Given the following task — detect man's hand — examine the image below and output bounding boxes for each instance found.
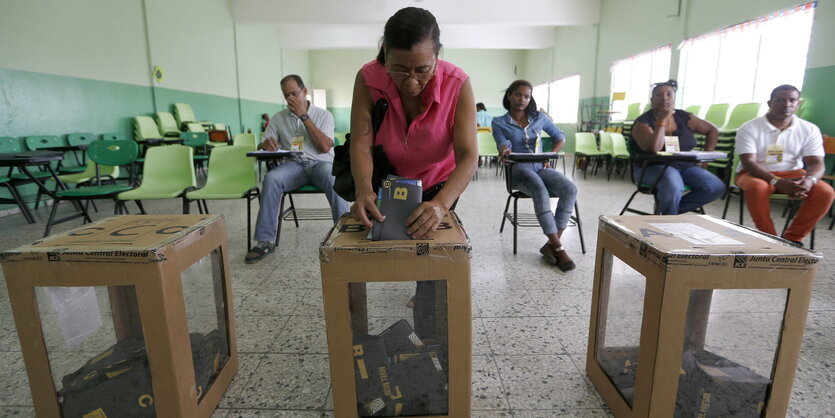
[260,137,280,151]
[406,200,446,240]
[350,191,384,228]
[775,177,808,198]
[286,95,307,118]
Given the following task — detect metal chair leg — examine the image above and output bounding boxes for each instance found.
[619,190,641,215]
[500,195,512,233]
[512,196,519,255]
[574,201,586,254]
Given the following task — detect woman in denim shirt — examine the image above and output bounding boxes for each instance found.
[492,80,578,271]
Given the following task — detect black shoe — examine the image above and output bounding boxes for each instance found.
[782,236,804,247]
[245,241,276,264]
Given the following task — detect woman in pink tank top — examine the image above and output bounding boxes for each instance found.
[348,7,478,240]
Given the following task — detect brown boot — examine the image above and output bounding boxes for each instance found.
[539,242,576,272]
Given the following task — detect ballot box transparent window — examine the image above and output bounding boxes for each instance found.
[35,285,157,417]
[594,250,647,407]
[179,248,231,401]
[673,288,787,416]
[349,279,449,417]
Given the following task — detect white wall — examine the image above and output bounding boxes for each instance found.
[0,0,150,86]
[145,0,238,97]
[235,25,283,103]
[309,49,377,108]
[442,49,527,110]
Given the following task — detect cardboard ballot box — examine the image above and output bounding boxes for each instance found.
[320,212,472,418]
[587,215,820,418]
[0,215,238,418]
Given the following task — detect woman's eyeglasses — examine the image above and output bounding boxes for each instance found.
[388,68,435,83]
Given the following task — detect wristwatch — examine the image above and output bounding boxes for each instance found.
[299,114,309,122]
[769,176,780,186]
[806,176,818,185]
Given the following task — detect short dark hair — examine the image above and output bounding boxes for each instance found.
[376,7,442,64]
[280,74,305,89]
[476,103,486,111]
[651,79,678,95]
[770,84,800,100]
[502,80,538,118]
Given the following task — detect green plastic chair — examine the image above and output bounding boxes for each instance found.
[611,132,631,179]
[18,136,61,188]
[642,103,651,113]
[232,133,257,150]
[24,135,62,151]
[101,133,127,141]
[59,133,98,174]
[118,144,196,214]
[703,104,730,128]
[174,103,214,130]
[0,137,39,223]
[573,132,609,179]
[684,105,701,117]
[540,134,567,173]
[44,140,139,236]
[625,103,642,121]
[180,132,210,174]
[185,146,259,247]
[134,116,166,142]
[58,159,119,186]
[475,131,500,178]
[156,112,181,137]
[719,103,761,134]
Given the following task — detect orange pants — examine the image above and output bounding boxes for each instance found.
[735,169,835,241]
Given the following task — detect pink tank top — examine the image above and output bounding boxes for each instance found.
[361,59,468,189]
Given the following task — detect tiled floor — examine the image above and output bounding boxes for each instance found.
[0,157,833,417]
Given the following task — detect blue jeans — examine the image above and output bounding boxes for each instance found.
[512,162,577,234]
[632,164,725,215]
[254,160,349,242]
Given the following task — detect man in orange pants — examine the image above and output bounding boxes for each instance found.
[735,84,834,245]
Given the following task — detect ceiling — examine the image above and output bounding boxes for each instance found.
[232,0,601,50]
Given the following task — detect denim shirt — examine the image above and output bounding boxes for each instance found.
[491,112,566,153]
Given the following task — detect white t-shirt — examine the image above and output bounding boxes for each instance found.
[735,115,824,172]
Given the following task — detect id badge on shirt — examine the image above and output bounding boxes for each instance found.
[291,136,304,151]
[766,144,784,164]
[664,136,680,153]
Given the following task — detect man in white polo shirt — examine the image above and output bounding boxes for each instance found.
[246,74,349,264]
[735,84,834,245]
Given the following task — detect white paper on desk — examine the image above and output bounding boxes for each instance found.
[649,222,745,246]
[664,136,680,153]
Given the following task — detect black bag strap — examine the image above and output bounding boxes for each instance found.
[372,99,388,136]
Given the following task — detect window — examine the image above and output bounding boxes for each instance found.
[609,46,672,119]
[677,2,816,108]
[532,82,549,114]
[548,74,580,124]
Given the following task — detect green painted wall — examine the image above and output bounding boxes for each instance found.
[0,67,153,138]
[801,65,835,136]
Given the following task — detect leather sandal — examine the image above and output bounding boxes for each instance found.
[539,242,576,272]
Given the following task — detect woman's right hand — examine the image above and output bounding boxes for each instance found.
[350,190,385,228]
[499,145,512,162]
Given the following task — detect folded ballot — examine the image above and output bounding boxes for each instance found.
[371,175,422,241]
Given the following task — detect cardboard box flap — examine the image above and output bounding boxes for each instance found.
[320,212,471,258]
[600,215,820,260]
[0,215,218,263]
